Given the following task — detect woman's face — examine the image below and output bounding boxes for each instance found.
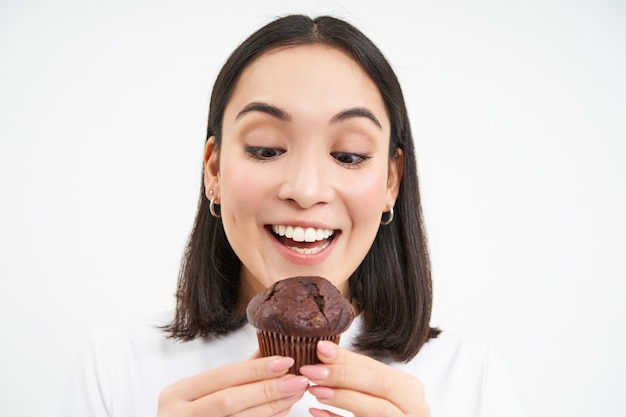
[204,44,402,300]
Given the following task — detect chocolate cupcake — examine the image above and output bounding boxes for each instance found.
[246,276,354,374]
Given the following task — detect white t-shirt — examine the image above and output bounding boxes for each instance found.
[59,311,525,417]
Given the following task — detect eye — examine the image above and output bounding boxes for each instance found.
[331,152,370,166]
[245,146,285,160]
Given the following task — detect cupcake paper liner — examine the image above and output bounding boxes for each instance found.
[257,330,341,375]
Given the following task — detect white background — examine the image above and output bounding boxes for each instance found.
[1,1,624,416]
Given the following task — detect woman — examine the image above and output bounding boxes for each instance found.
[61,15,525,417]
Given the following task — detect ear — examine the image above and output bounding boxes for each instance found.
[386,148,404,208]
[203,136,220,200]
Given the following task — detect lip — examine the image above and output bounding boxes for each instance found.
[265,224,339,265]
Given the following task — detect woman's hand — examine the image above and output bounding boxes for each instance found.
[157,356,309,417]
[300,342,429,417]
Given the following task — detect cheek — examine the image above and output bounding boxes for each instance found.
[218,165,271,263]
[218,162,271,229]
[343,170,389,220]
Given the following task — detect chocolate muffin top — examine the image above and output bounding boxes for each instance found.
[246,276,355,337]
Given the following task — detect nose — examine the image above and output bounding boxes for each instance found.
[277,152,334,208]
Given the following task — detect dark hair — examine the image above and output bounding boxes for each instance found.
[164,14,439,362]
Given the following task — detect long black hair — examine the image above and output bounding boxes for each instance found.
[164,14,439,362]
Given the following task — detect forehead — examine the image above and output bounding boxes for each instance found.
[224,44,388,125]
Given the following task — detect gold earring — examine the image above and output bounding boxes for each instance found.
[209,196,221,218]
[380,204,394,225]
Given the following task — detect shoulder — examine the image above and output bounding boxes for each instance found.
[88,310,175,351]
[82,311,189,386]
[64,311,258,416]
[59,311,179,416]
[398,331,493,381]
[392,331,526,417]
[88,310,258,367]
[420,331,492,365]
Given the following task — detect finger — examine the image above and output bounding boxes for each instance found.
[309,386,407,417]
[301,342,426,414]
[166,356,294,401]
[316,340,386,369]
[309,407,338,417]
[187,375,309,416]
[244,391,305,417]
[303,364,420,412]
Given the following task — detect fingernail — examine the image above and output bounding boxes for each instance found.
[309,408,332,417]
[268,357,295,373]
[317,341,337,360]
[279,375,310,393]
[299,365,329,380]
[309,385,334,400]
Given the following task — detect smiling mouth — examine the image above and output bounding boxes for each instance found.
[270,225,336,255]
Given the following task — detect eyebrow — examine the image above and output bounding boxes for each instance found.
[236,102,291,122]
[330,107,382,129]
[235,101,382,129]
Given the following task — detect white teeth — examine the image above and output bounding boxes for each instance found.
[287,240,330,255]
[271,225,334,255]
[272,225,334,242]
[304,228,317,242]
[293,227,305,242]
